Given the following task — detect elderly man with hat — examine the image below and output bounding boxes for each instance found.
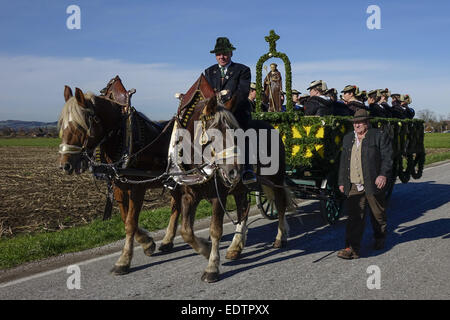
[304,80,333,116]
[341,85,367,116]
[204,37,256,184]
[204,37,252,126]
[337,109,393,259]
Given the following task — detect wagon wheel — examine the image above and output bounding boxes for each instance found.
[319,186,344,225]
[255,191,278,220]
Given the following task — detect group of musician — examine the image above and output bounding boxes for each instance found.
[249,78,415,119]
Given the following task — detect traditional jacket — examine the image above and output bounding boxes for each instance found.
[204,62,252,128]
[390,101,406,119]
[380,102,393,117]
[346,100,368,116]
[333,100,352,116]
[304,95,333,116]
[204,62,251,103]
[369,103,391,118]
[338,128,393,196]
[403,105,415,119]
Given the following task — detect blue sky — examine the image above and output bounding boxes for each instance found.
[0,0,449,121]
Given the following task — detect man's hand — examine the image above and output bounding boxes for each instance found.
[339,185,344,193]
[375,176,387,189]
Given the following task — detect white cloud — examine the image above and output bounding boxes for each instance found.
[0,55,448,121]
[0,55,201,121]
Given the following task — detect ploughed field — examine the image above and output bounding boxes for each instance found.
[0,145,171,238]
[0,133,449,239]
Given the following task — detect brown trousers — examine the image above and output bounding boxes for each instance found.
[345,184,387,253]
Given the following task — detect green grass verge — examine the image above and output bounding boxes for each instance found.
[424,133,450,149]
[0,137,60,147]
[425,151,450,165]
[0,196,250,270]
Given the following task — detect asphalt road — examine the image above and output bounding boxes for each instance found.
[0,161,449,301]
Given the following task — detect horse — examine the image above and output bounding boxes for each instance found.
[96,75,183,252]
[58,79,251,275]
[58,86,176,275]
[97,75,251,256]
[168,74,291,282]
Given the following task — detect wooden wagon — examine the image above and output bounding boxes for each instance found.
[251,30,426,223]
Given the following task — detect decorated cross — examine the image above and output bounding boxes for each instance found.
[264,30,280,53]
[255,30,292,113]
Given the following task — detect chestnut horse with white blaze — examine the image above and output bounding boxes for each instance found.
[168,74,291,283]
[58,86,175,275]
[57,79,253,276]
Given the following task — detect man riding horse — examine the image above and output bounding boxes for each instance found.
[204,37,256,185]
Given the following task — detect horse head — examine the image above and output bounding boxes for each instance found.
[58,86,121,174]
[201,95,242,187]
[172,75,242,188]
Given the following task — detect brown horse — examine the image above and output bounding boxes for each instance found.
[96,76,249,255]
[97,75,183,252]
[58,80,251,276]
[168,74,291,283]
[58,86,176,275]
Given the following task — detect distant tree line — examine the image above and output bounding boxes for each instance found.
[0,126,59,137]
[416,109,449,133]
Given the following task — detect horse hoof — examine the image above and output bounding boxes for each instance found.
[201,271,220,283]
[110,265,130,276]
[143,242,156,257]
[273,239,287,249]
[158,242,174,253]
[225,250,241,260]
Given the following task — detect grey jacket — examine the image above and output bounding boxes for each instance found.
[338,128,393,196]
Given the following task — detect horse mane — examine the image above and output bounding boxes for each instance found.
[58,92,96,136]
[210,104,240,130]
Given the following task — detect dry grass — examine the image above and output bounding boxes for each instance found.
[0,146,171,238]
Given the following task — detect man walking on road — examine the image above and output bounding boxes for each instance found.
[337,109,393,259]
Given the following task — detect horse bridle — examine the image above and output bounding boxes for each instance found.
[58,107,104,157]
[170,111,241,189]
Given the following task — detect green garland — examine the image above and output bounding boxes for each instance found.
[253,112,426,182]
[252,30,425,183]
[255,30,293,113]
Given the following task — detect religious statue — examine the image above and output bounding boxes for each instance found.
[263,63,283,112]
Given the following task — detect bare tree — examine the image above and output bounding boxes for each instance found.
[416,109,437,123]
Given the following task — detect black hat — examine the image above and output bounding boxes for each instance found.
[210,37,236,54]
